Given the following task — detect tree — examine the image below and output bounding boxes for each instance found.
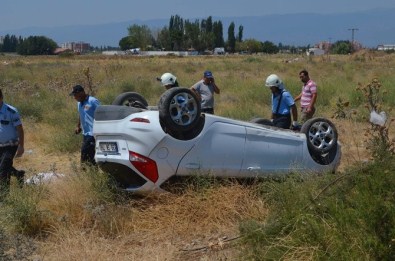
[206,16,213,33]
[213,21,225,48]
[331,40,353,54]
[16,36,57,55]
[242,39,262,53]
[184,19,201,50]
[119,36,131,50]
[199,17,215,51]
[169,15,184,50]
[0,34,22,52]
[157,27,172,51]
[126,24,153,50]
[237,25,244,42]
[227,22,236,53]
[261,41,279,54]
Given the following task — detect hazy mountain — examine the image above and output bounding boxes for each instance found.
[1,8,394,48]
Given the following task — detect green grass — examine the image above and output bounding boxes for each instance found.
[240,157,395,260]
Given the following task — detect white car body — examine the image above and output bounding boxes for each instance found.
[93,104,341,192]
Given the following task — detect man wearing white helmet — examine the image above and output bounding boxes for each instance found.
[157,72,179,90]
[265,74,298,129]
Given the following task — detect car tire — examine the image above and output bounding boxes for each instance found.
[112,92,148,109]
[301,117,338,155]
[158,87,201,132]
[312,143,338,165]
[250,118,273,126]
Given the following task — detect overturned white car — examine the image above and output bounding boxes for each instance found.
[93,88,341,192]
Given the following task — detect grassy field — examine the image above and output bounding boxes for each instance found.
[0,51,394,260]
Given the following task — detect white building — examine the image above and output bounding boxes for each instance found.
[377,44,395,51]
[306,47,325,56]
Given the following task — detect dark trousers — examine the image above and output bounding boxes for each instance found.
[0,145,19,196]
[201,108,214,114]
[273,114,291,129]
[81,135,96,166]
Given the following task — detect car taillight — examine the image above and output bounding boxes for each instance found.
[130,118,150,123]
[129,151,158,183]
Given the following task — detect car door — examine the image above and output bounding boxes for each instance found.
[177,122,246,177]
[241,126,305,175]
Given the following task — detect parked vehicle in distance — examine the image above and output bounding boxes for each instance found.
[93,88,341,193]
[214,47,225,55]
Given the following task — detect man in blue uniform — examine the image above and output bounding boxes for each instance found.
[0,89,25,198]
[265,74,298,129]
[70,85,100,166]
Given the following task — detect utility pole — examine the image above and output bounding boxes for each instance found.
[348,28,359,44]
[348,28,359,52]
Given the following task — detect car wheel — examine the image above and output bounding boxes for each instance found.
[250,118,273,126]
[311,143,338,165]
[112,92,148,109]
[301,117,338,155]
[158,87,201,132]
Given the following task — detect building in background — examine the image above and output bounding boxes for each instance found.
[377,44,395,51]
[61,42,90,53]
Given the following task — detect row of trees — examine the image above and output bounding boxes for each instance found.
[118,15,360,55]
[0,15,359,55]
[0,34,57,55]
[119,15,245,53]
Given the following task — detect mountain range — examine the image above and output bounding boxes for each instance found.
[1,8,394,48]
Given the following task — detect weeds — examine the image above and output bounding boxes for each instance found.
[241,159,395,260]
[0,184,51,236]
[83,67,95,95]
[356,78,395,160]
[333,97,353,119]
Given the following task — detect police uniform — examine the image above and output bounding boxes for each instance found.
[77,95,100,165]
[0,102,23,191]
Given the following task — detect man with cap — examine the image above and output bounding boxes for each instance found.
[70,85,100,166]
[0,89,25,198]
[190,70,220,114]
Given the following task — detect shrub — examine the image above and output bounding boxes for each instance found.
[240,158,395,260]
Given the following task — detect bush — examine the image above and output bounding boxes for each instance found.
[0,185,52,236]
[240,158,395,260]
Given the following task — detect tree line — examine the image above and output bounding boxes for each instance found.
[0,34,57,55]
[119,15,283,53]
[118,15,358,54]
[0,14,358,55]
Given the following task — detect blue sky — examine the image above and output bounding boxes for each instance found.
[1,0,395,31]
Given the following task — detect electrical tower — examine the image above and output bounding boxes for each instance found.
[348,28,359,44]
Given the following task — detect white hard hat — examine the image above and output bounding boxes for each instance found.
[160,73,177,86]
[265,74,283,89]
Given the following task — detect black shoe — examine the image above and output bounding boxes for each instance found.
[15,170,25,187]
[15,170,25,178]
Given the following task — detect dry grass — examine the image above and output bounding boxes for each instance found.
[37,181,267,260]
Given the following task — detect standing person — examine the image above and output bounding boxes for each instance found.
[294,70,317,122]
[157,72,179,90]
[265,74,298,129]
[70,85,100,166]
[0,89,25,197]
[190,70,220,114]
